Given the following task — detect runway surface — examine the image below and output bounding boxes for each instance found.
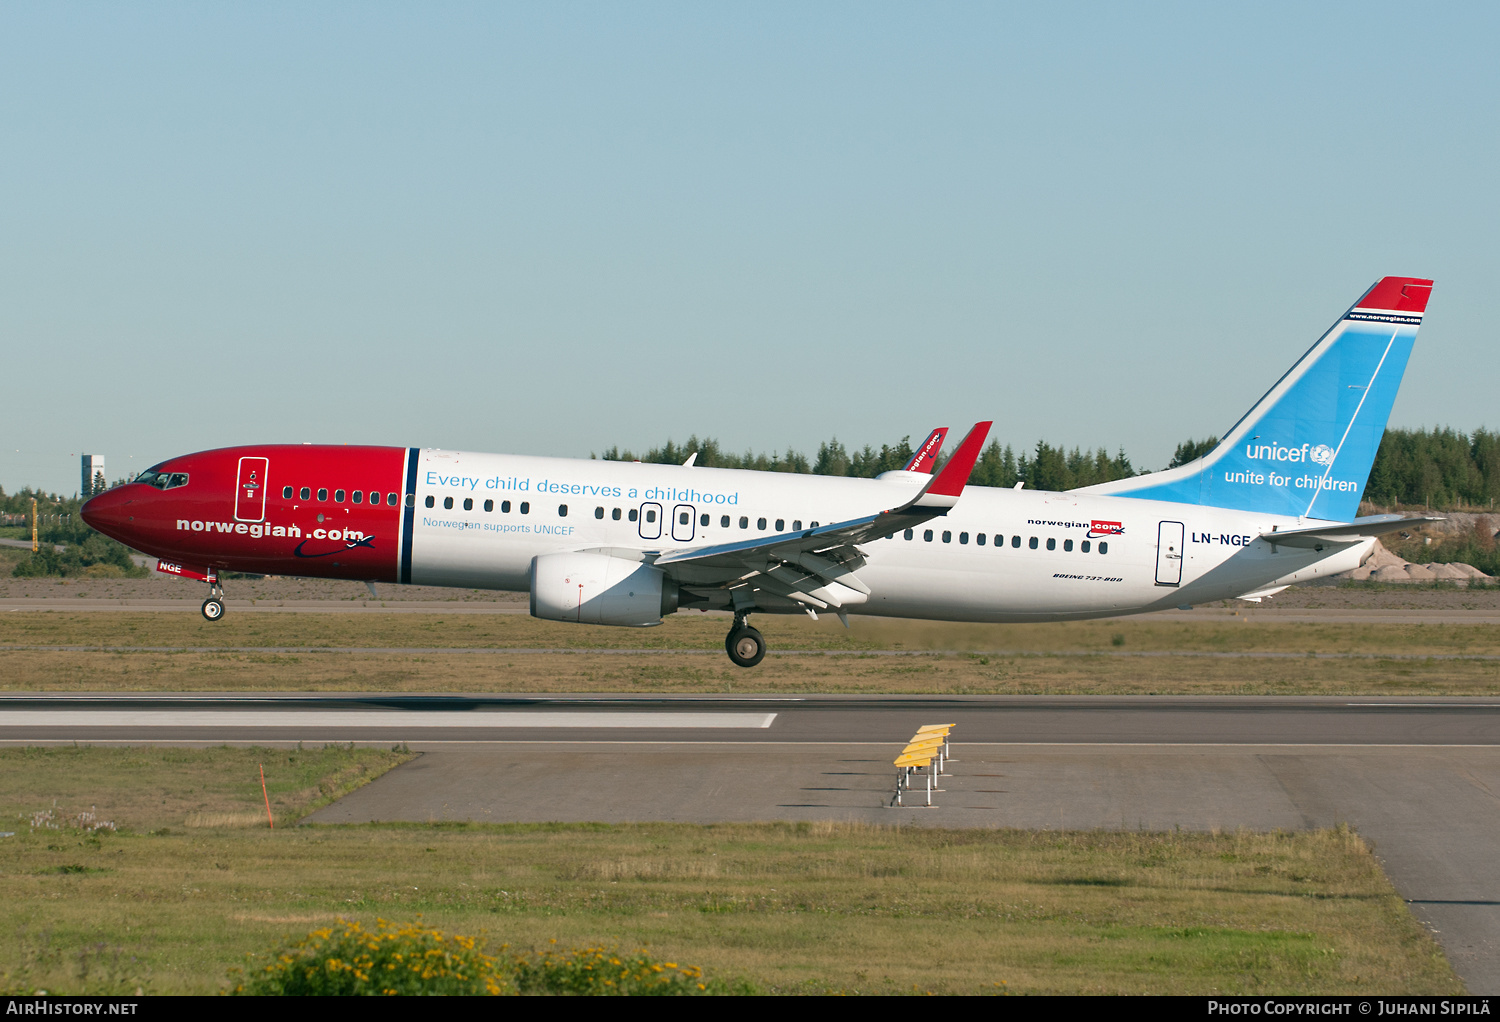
[4,693,1497,744]
[3,692,1498,992]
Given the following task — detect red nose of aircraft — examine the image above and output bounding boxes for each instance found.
[80,485,139,545]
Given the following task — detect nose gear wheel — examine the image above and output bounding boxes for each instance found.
[201,575,226,622]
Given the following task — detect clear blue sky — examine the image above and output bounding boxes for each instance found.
[3,2,1495,495]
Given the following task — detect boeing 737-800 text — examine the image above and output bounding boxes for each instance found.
[82,277,1438,666]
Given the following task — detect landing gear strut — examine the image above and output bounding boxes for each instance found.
[725,613,766,668]
[201,574,225,622]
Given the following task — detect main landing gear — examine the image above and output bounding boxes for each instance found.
[201,576,225,622]
[725,613,766,668]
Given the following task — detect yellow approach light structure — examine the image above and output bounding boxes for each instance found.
[31,498,38,553]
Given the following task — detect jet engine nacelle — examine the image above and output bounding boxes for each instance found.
[529,552,678,627]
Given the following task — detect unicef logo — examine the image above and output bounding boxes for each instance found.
[1309,444,1336,467]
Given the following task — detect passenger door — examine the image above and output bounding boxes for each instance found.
[1155,520,1185,586]
[235,456,269,523]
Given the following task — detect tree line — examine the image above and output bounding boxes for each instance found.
[599,427,1500,509]
[596,436,1139,491]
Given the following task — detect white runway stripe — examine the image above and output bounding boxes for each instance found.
[0,711,778,729]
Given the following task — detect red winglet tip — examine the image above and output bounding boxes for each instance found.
[925,421,992,497]
[1356,276,1433,314]
[903,427,950,473]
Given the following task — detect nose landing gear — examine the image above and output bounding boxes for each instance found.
[724,613,766,668]
[201,574,225,622]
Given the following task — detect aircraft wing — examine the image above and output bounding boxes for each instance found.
[652,422,991,605]
[1260,514,1446,549]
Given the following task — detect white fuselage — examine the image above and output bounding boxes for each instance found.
[408,451,1365,621]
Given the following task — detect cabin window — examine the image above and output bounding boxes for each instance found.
[443,496,454,510]
[959,532,969,545]
[629,508,638,522]
[335,489,346,503]
[389,493,399,506]
[484,499,494,512]
[352,490,363,504]
[283,486,293,499]
[1081,540,1090,552]
[520,502,530,514]
[904,528,914,540]
[463,497,473,511]
[740,516,749,529]
[317,488,328,501]
[502,500,512,513]
[942,530,952,543]
[924,529,934,542]
[1028,536,1038,549]
[976,533,986,546]
[1099,541,1109,554]
[425,496,435,508]
[793,520,802,531]
[1046,537,1056,551]
[595,506,605,519]
[775,519,785,531]
[1063,538,1073,552]
[645,508,656,523]
[613,508,622,520]
[757,517,767,530]
[678,511,689,525]
[559,504,568,517]
[700,514,709,526]
[300,487,311,500]
[810,521,819,527]
[720,515,730,527]
[1011,535,1020,548]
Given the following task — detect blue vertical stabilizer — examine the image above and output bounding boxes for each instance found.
[1074,277,1432,521]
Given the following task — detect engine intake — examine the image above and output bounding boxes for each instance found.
[529,552,678,627]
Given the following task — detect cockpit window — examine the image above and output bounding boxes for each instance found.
[135,468,188,490]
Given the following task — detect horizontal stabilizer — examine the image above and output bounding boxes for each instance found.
[1260,514,1445,549]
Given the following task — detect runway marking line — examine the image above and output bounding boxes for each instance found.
[0,711,780,729]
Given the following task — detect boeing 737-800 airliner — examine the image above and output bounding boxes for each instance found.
[82,277,1438,667]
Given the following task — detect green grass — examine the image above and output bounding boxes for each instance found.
[0,747,1465,996]
[3,613,1500,696]
[5,611,1500,655]
[0,615,1494,693]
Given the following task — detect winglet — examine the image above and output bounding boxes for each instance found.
[903,421,991,512]
[902,427,949,473]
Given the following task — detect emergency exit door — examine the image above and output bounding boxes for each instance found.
[638,502,662,540]
[235,457,269,522]
[672,504,696,542]
[1155,520,1184,586]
